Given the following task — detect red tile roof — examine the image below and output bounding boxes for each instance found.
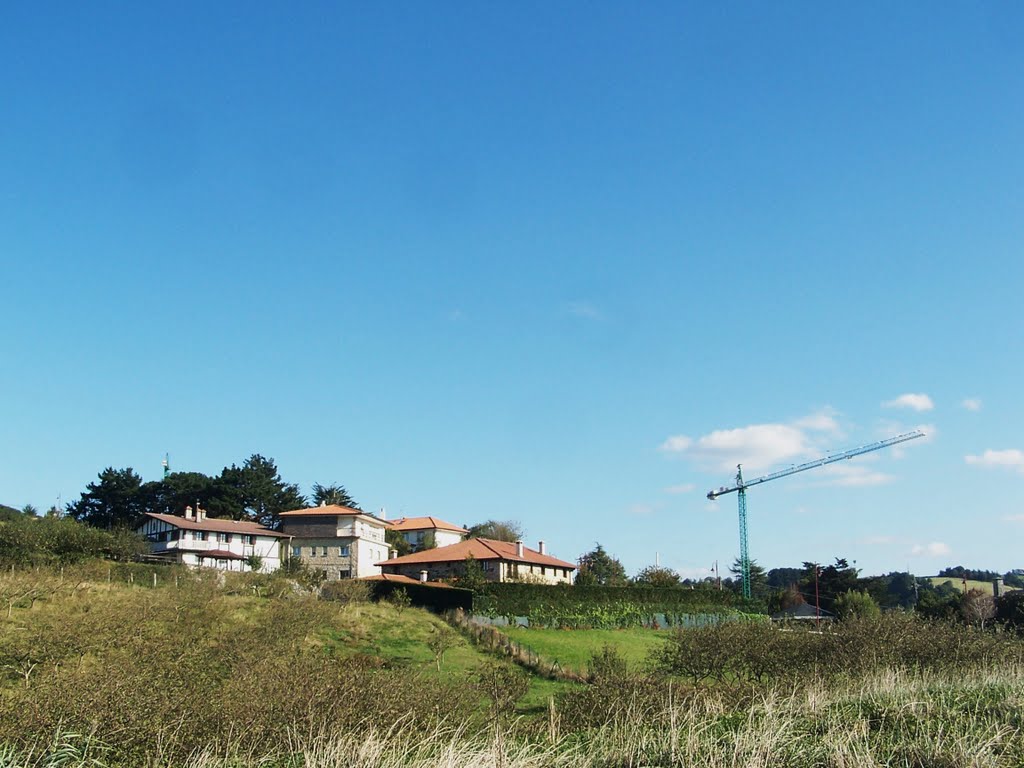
[143,513,287,538]
[386,516,469,534]
[279,504,380,519]
[377,537,575,569]
[198,549,246,560]
[358,573,454,589]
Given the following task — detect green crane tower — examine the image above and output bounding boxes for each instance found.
[707,430,924,599]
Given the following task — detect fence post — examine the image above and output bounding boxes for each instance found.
[152,572,157,588]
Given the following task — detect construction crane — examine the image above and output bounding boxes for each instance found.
[706,430,925,598]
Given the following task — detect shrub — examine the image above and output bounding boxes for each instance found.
[320,579,371,604]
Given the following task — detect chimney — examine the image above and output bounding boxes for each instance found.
[390,549,398,560]
[419,570,429,583]
[320,500,326,507]
[379,507,387,520]
[184,506,194,521]
[538,540,546,555]
[197,507,206,522]
[994,577,1005,598]
[516,540,524,558]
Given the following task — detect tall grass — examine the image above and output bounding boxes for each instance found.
[3,566,1023,767]
[2,666,1021,766]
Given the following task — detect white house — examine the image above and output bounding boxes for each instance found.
[138,507,285,573]
[279,504,390,579]
[386,516,469,551]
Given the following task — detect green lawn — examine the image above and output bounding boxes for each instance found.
[502,626,668,675]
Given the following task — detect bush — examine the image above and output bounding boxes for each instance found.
[0,576,476,764]
[649,613,1023,688]
[0,518,147,565]
[475,582,743,628]
[320,579,372,604]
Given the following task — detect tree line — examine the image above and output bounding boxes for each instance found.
[62,455,358,529]
[572,545,1022,626]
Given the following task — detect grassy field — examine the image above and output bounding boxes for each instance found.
[502,625,667,673]
[928,576,1012,593]
[3,564,1024,767]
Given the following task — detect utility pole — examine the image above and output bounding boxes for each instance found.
[815,565,821,631]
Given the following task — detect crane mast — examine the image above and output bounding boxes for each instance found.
[707,429,924,599]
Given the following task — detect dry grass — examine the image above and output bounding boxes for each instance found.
[1,666,1020,767]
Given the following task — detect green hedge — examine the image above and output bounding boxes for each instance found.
[370,581,473,612]
[473,583,754,628]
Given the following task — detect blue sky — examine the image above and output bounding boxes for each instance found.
[2,3,1022,578]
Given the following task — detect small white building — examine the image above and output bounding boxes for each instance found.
[386,516,469,551]
[279,504,391,579]
[138,508,285,572]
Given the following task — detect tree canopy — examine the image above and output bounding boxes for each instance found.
[67,467,147,529]
[575,544,628,587]
[311,482,359,509]
[66,455,311,529]
[467,520,524,543]
[632,565,682,588]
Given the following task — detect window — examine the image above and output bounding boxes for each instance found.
[339,569,351,579]
[320,546,328,557]
[243,535,255,545]
[195,531,207,541]
[292,546,301,558]
[217,533,228,543]
[339,546,350,557]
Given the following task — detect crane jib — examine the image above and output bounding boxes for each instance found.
[705,430,924,498]
[701,429,925,600]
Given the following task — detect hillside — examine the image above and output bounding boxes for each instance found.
[0,504,23,521]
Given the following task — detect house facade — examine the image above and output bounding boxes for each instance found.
[386,516,468,551]
[138,508,284,572]
[279,504,390,579]
[377,537,575,585]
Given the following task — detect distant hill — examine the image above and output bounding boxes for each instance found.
[0,503,23,522]
[928,577,1019,594]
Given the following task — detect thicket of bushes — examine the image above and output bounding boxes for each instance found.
[0,569,473,765]
[0,517,147,565]
[474,582,742,628]
[649,612,1022,687]
[370,580,474,612]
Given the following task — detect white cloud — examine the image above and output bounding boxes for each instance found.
[911,541,951,557]
[883,393,934,412]
[813,462,894,488]
[965,449,1024,474]
[663,422,811,473]
[664,483,695,495]
[659,435,692,452]
[794,408,843,434]
[1002,514,1024,523]
[566,301,601,320]
[962,398,982,412]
